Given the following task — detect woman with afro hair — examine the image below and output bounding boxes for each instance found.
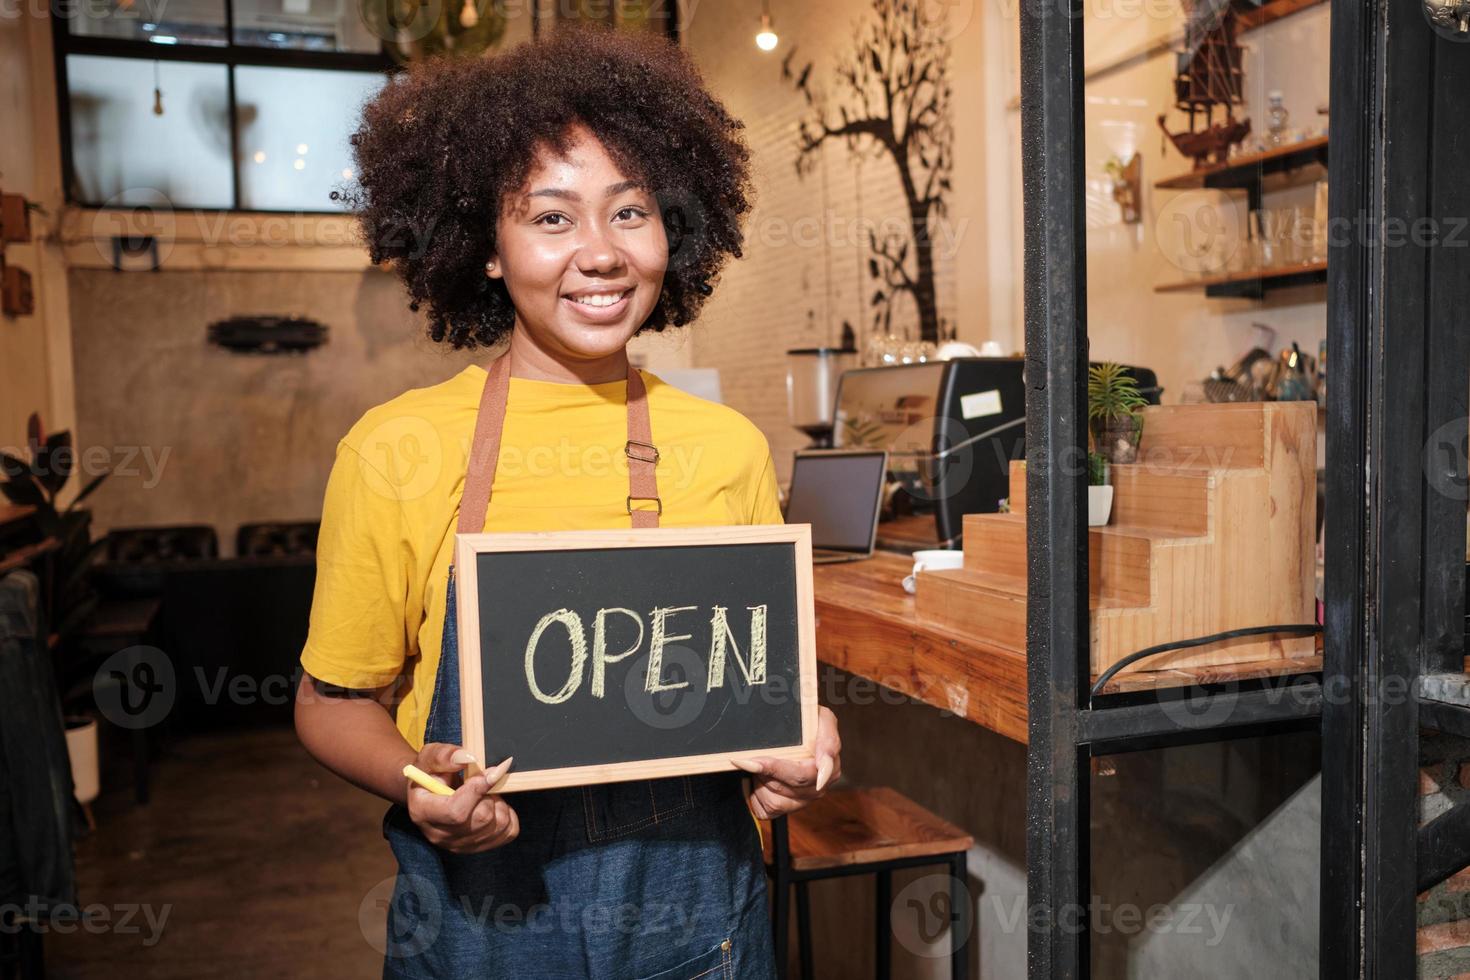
[293,21,842,980]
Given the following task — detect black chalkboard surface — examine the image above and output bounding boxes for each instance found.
[453,525,816,791]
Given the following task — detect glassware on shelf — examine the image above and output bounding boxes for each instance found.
[1266,90,1290,148]
[1250,209,1280,269]
[1311,180,1331,264]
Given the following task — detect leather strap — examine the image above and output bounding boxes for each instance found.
[456,354,660,534]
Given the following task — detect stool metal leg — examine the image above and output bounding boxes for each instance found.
[950,852,970,980]
[875,869,892,980]
[795,881,814,980]
[771,816,792,980]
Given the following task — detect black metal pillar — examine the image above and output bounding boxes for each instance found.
[1322,0,1470,974]
[1020,0,1090,978]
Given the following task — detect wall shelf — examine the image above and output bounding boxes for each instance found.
[1155,135,1328,192]
[1155,259,1327,298]
[1237,0,1326,32]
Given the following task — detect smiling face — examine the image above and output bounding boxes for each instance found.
[488,125,668,377]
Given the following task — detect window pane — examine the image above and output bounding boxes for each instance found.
[66,55,234,209]
[66,0,227,46]
[234,66,386,212]
[232,0,385,53]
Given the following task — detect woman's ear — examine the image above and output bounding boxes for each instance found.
[485,257,503,280]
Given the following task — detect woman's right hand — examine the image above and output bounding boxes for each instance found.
[405,744,519,854]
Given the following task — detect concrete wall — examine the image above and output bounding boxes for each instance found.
[1,9,78,449]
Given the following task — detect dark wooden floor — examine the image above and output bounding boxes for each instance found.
[44,726,395,978]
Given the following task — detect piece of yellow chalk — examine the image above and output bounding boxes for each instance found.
[402,763,455,796]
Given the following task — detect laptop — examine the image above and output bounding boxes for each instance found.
[783,449,889,564]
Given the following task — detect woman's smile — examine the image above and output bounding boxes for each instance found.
[561,284,634,322]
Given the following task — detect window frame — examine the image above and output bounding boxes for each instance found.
[50,0,399,215]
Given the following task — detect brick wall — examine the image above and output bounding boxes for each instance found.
[682,0,970,479]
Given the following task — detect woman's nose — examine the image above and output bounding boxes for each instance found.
[574,224,622,274]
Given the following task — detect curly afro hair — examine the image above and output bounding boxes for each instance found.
[335,24,754,350]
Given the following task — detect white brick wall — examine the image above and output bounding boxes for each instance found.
[682,0,966,480]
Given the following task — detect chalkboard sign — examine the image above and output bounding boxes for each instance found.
[453,525,817,791]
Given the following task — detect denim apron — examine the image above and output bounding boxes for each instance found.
[380,355,777,980]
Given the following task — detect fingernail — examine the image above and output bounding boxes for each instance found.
[730,758,761,773]
[450,749,477,766]
[815,756,833,792]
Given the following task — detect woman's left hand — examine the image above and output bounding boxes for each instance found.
[732,706,842,819]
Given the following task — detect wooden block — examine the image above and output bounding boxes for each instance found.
[1108,464,1211,536]
[1008,460,1026,515]
[961,403,1317,677]
[1135,402,1267,469]
[962,513,1154,606]
[2,263,33,317]
[0,193,31,244]
[914,567,1027,650]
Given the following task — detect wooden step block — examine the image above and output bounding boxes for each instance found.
[1133,402,1287,470]
[914,566,1146,651]
[962,513,1155,606]
[759,786,974,871]
[913,568,1027,650]
[1004,461,1210,537]
[1108,464,1212,536]
[1007,460,1026,516]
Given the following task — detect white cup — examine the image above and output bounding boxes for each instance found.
[902,549,965,594]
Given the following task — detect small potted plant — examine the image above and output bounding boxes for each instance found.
[1088,450,1113,526]
[1088,362,1148,465]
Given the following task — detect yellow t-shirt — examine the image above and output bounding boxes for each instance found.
[299,363,785,749]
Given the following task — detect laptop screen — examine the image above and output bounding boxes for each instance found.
[783,451,888,553]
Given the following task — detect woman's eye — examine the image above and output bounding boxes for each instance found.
[534,212,569,227]
[616,206,649,222]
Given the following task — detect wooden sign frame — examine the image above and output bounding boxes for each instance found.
[453,523,817,792]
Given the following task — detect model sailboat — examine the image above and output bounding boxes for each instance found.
[1158,0,1252,169]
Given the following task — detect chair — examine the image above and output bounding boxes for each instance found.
[236,521,319,557]
[95,525,220,598]
[763,787,973,980]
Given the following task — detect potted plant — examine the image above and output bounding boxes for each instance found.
[1088,450,1113,526]
[0,412,110,644]
[1088,362,1148,465]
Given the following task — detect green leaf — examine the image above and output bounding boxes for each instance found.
[35,430,73,497]
[65,472,109,512]
[1,475,45,508]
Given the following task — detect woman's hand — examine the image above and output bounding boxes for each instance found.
[732,706,842,819]
[406,744,519,854]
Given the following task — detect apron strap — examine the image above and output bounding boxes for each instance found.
[457,354,660,535]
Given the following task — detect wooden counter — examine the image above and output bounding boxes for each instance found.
[813,552,1323,745]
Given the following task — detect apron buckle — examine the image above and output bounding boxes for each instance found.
[624,439,660,464]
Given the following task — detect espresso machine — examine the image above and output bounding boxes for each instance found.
[830,358,1161,551]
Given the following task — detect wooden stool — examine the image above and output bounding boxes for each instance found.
[761,787,974,980]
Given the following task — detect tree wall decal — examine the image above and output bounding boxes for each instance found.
[782,0,955,344]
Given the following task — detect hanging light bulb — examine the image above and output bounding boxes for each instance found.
[459,0,477,28]
[755,3,777,51]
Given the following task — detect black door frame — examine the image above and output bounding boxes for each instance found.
[1021,0,1470,976]
[1321,0,1470,976]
